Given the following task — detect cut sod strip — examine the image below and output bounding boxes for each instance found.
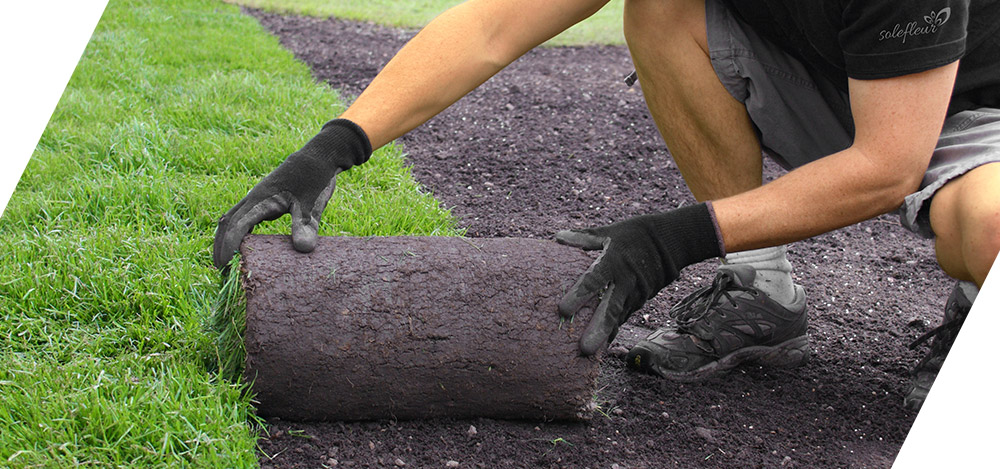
[0,0,457,466]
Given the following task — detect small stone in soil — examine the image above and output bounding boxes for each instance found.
[394,458,406,467]
[695,427,715,442]
[326,458,338,467]
[446,461,460,468]
[467,425,478,436]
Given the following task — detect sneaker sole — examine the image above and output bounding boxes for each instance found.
[626,335,810,382]
[903,385,929,411]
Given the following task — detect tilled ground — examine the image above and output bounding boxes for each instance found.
[247,9,952,468]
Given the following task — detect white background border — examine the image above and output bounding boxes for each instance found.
[0,1,994,467]
[0,1,109,217]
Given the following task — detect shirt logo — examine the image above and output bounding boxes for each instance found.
[879,7,952,43]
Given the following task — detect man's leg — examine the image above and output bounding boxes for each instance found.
[624,0,761,201]
[623,0,798,305]
[903,162,999,410]
[622,0,809,380]
[929,162,1000,287]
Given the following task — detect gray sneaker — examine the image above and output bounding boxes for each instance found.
[626,264,809,381]
[903,281,978,411]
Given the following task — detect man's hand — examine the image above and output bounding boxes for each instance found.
[213,119,372,270]
[556,203,723,355]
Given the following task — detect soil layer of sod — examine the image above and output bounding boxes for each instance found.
[247,9,952,468]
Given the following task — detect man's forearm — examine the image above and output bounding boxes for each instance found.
[712,146,925,252]
[340,0,611,149]
[714,63,957,253]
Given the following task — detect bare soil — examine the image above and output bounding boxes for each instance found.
[246,9,952,468]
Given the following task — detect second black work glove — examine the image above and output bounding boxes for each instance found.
[556,203,724,355]
[213,119,372,270]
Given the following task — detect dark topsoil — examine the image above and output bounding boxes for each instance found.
[246,9,953,468]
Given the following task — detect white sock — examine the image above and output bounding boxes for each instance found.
[723,245,797,305]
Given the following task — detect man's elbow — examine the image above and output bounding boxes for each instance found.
[877,160,928,213]
[852,144,930,213]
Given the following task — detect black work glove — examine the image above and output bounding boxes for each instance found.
[213,118,372,270]
[556,203,723,355]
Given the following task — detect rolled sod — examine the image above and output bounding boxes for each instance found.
[238,234,602,421]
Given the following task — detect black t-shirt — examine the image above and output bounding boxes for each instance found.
[723,0,1000,115]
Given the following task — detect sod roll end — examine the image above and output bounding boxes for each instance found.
[239,235,602,421]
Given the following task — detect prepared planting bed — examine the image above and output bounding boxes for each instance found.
[248,9,951,468]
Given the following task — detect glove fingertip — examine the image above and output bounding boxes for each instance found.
[213,254,230,272]
[555,230,605,250]
[214,232,243,269]
[557,298,577,318]
[213,228,238,271]
[558,289,597,319]
[554,229,576,244]
[579,331,608,357]
[291,229,318,253]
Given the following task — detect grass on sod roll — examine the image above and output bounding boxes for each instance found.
[226,0,627,46]
[0,0,458,465]
[211,255,249,385]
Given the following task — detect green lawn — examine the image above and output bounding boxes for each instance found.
[228,0,626,46]
[0,0,457,466]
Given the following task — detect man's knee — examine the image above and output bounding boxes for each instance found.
[958,194,1000,282]
[931,162,1000,284]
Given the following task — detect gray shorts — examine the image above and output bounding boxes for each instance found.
[705,0,1000,238]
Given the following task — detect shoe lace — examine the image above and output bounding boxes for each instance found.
[907,314,967,373]
[669,272,757,327]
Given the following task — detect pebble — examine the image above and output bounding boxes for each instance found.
[394,458,406,467]
[446,461,460,468]
[467,425,478,436]
[694,427,715,442]
[780,456,793,466]
[325,458,338,467]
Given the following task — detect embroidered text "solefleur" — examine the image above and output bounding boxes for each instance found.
[879,8,951,43]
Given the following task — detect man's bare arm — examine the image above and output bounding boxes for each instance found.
[213,0,612,269]
[713,61,960,252]
[554,59,959,355]
[341,0,612,149]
